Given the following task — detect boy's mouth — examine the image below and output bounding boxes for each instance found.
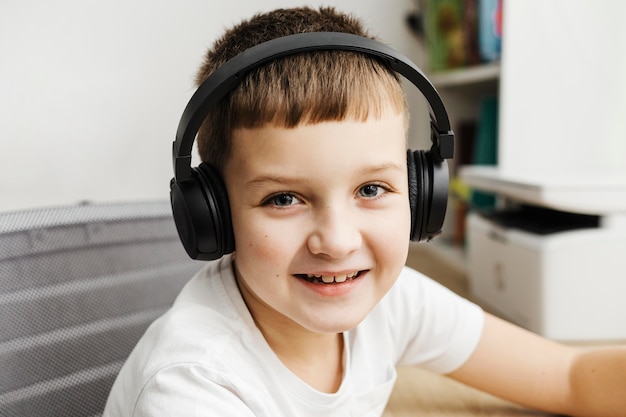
[295,271,364,284]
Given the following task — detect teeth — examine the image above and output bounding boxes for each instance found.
[305,272,358,284]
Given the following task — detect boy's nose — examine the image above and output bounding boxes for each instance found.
[307,205,362,258]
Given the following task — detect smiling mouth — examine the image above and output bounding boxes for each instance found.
[295,271,365,284]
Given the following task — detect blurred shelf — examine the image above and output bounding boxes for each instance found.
[460,165,626,217]
[429,62,500,88]
[410,240,467,274]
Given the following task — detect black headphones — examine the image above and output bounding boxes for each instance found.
[170,32,454,261]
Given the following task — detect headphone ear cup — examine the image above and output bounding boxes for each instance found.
[197,162,235,252]
[169,163,235,260]
[407,148,449,242]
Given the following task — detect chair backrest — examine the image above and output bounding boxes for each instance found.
[0,201,202,417]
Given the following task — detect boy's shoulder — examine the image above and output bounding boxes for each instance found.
[104,257,263,415]
[123,256,253,376]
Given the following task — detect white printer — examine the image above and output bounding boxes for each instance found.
[462,167,626,341]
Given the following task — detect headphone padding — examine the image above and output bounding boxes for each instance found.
[407,149,425,242]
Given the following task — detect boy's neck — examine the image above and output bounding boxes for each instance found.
[263,323,345,394]
[234,269,345,393]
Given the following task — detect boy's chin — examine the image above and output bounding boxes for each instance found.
[299,310,372,335]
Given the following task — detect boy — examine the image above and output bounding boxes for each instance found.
[104,6,626,416]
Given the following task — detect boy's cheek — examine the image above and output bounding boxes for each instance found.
[232,216,297,258]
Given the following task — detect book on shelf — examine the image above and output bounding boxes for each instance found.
[424,0,502,72]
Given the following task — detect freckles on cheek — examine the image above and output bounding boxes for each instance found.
[240,232,283,262]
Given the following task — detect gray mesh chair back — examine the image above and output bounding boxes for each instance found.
[0,201,202,417]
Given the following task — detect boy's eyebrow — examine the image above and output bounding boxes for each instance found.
[362,162,405,174]
[245,174,308,190]
[244,163,404,189]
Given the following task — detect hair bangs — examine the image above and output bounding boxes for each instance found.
[229,51,407,129]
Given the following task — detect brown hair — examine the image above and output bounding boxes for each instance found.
[195,6,407,170]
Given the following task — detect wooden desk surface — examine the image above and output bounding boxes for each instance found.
[383,366,550,416]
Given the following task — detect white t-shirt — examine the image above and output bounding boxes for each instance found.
[103,254,484,417]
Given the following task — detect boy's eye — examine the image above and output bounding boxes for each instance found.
[358,184,385,198]
[264,193,301,207]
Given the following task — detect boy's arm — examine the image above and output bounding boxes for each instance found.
[447,312,626,417]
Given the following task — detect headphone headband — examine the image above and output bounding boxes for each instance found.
[172,31,453,181]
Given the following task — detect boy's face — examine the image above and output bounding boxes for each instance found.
[223,110,411,335]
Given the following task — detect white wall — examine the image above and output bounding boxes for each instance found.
[0,0,427,213]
